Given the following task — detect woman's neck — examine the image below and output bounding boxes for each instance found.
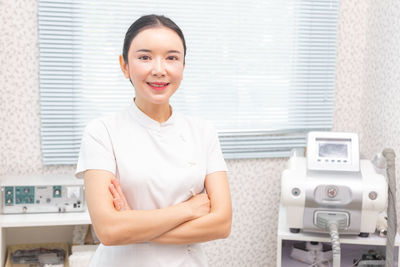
[134,98,172,123]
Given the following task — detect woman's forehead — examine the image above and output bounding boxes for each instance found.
[130,27,184,53]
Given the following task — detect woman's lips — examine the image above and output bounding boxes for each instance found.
[147,82,169,91]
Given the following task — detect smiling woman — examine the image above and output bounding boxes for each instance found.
[75,15,232,267]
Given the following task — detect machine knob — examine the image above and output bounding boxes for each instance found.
[6,199,11,204]
[327,186,338,198]
[291,188,301,197]
[369,191,378,200]
[22,206,27,212]
[55,189,61,196]
[7,190,12,195]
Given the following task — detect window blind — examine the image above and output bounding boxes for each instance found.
[38,0,338,164]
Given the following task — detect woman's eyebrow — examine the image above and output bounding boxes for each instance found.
[136,49,152,53]
[135,49,181,54]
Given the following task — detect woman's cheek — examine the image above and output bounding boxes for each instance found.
[170,64,184,77]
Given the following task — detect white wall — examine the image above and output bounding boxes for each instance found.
[361,0,400,244]
[1,1,399,266]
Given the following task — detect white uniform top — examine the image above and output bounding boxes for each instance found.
[76,101,227,267]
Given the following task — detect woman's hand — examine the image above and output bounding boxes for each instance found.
[184,193,211,219]
[109,179,131,211]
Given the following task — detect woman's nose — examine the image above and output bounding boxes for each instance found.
[151,58,166,76]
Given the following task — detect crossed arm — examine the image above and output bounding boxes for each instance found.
[84,169,232,246]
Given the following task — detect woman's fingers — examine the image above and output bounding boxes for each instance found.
[109,183,119,198]
[109,183,123,211]
[110,179,132,211]
[112,179,128,203]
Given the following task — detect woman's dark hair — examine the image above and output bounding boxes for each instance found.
[122,14,186,63]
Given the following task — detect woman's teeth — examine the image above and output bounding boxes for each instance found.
[149,83,168,87]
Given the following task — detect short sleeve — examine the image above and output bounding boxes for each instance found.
[75,118,116,179]
[205,122,228,175]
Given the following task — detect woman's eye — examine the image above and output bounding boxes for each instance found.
[167,56,178,60]
[139,55,150,60]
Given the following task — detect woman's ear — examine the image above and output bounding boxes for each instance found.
[119,55,130,79]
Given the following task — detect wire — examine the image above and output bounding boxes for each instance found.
[329,223,341,267]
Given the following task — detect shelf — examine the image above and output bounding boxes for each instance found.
[0,211,91,227]
[281,242,397,267]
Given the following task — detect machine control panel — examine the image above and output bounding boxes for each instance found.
[1,175,85,214]
[307,132,360,172]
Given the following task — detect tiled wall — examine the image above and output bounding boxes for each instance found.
[1,0,399,266]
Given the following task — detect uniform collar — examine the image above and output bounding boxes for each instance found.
[129,99,176,131]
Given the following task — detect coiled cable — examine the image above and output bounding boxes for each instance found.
[329,223,340,267]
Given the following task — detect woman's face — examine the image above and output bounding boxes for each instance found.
[120,27,185,107]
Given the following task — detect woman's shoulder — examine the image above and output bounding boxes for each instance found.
[84,108,130,133]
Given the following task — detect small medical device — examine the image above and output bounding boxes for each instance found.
[1,174,85,214]
[281,132,390,267]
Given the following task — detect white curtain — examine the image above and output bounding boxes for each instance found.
[38,0,338,164]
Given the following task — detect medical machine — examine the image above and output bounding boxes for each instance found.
[281,132,396,267]
[281,131,387,235]
[1,174,85,214]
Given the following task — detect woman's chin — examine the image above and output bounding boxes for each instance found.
[135,89,176,106]
[150,96,170,105]
[149,91,176,104]
[138,96,170,107]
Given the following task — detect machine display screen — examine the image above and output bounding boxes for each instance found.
[318,143,348,158]
[310,135,358,171]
